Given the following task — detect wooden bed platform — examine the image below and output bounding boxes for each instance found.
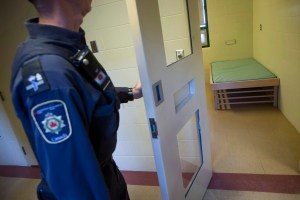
[210,63,280,110]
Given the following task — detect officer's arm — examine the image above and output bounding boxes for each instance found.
[24,56,110,200]
[116,81,143,103]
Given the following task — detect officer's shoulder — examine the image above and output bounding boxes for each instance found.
[38,54,73,71]
[21,54,75,94]
[21,54,71,72]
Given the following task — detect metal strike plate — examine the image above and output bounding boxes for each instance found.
[90,40,99,53]
[149,118,158,139]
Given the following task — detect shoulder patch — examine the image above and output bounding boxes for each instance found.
[22,58,50,96]
[31,100,72,144]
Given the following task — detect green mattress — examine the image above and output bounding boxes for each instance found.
[212,58,277,83]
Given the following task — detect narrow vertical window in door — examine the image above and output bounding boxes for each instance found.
[177,110,203,194]
[157,0,193,66]
[200,0,210,47]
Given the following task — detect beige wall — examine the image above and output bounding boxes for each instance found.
[1,0,299,168]
[1,0,194,170]
[253,0,300,133]
[83,0,154,171]
[202,0,253,81]
[0,0,38,165]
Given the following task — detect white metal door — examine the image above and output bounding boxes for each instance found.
[126,0,212,199]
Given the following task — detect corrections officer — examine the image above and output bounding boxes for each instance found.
[10,0,142,199]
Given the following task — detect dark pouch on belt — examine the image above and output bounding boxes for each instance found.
[37,179,56,200]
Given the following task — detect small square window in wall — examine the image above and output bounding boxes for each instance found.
[200,0,209,48]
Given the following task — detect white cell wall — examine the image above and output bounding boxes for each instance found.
[0,101,27,165]
[0,0,38,166]
[202,0,254,82]
[82,0,153,171]
[2,0,298,171]
[253,0,300,133]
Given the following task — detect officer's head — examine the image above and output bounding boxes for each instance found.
[27,0,91,16]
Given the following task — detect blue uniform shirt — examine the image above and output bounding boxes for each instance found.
[10,18,123,199]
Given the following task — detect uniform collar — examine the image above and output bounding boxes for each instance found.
[25,18,86,47]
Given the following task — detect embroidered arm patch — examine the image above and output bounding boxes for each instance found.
[22,58,50,96]
[31,100,72,144]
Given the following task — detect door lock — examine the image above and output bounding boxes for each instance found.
[149,118,158,139]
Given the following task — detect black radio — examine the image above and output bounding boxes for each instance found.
[71,47,112,91]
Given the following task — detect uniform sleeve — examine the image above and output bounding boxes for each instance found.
[115,87,134,103]
[23,56,110,200]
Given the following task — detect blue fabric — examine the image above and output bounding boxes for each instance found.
[10,18,121,200]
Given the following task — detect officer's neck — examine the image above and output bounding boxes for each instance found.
[38,11,83,32]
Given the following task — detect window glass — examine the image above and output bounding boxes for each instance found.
[199,0,209,48]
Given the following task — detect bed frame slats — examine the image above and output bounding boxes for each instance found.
[210,63,280,110]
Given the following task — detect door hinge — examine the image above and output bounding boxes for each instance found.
[0,91,4,102]
[149,118,158,139]
[21,146,27,155]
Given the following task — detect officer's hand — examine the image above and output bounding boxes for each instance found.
[133,81,143,99]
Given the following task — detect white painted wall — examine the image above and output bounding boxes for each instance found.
[253,0,300,133]
[202,0,254,82]
[83,0,154,171]
[0,0,38,166]
[4,0,297,171]
[0,100,27,165]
